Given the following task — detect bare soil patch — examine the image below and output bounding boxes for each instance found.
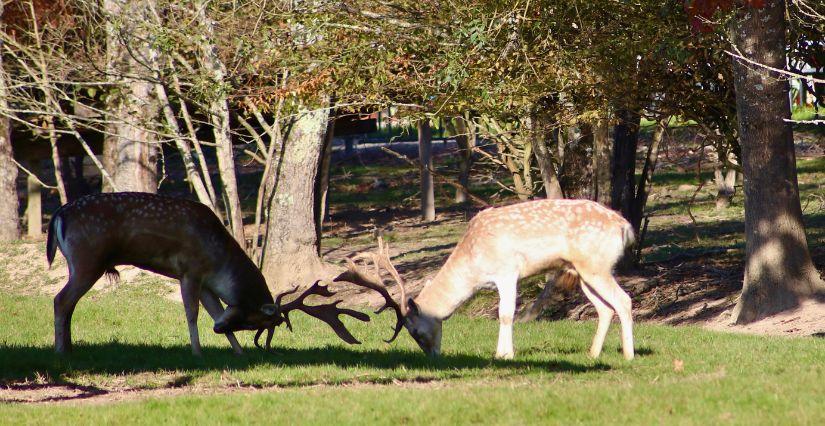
[0,375,460,406]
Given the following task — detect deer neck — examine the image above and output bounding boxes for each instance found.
[213,251,274,308]
[413,259,475,321]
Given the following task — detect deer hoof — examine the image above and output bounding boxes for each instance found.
[495,351,514,360]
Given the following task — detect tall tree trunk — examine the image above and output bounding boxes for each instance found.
[714,167,737,209]
[0,124,17,241]
[101,133,117,193]
[248,94,288,266]
[729,0,825,323]
[46,117,68,204]
[610,109,641,218]
[530,114,563,199]
[629,119,667,234]
[315,110,335,255]
[261,103,330,292]
[0,6,19,242]
[154,79,215,212]
[418,119,436,221]
[103,0,158,194]
[452,116,474,203]
[167,61,220,214]
[194,0,244,246]
[591,119,612,205]
[559,127,591,199]
[25,160,42,238]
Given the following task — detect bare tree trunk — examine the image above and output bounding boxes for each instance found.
[418,119,436,221]
[0,8,19,242]
[610,109,641,218]
[261,102,330,292]
[714,167,737,209]
[167,62,220,214]
[517,271,562,323]
[103,0,158,194]
[521,137,534,196]
[193,0,244,245]
[729,0,825,323]
[452,116,474,203]
[101,133,117,192]
[248,94,288,266]
[46,117,68,204]
[315,110,335,255]
[0,117,18,242]
[25,160,42,238]
[530,114,563,199]
[154,80,215,211]
[207,94,244,245]
[629,119,667,234]
[558,127,591,199]
[591,119,612,205]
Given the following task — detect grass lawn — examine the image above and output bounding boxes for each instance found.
[1,126,822,423]
[1,290,824,424]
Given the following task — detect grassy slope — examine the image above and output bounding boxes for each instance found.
[1,291,824,424]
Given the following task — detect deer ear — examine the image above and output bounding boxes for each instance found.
[407,298,419,316]
[260,304,280,317]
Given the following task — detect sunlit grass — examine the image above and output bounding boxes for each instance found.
[1,289,824,424]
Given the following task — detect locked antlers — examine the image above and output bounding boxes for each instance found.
[255,280,379,350]
[333,236,408,343]
[254,237,409,350]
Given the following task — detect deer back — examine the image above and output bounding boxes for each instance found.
[444,199,633,280]
[47,192,273,308]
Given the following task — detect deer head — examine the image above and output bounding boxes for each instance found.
[333,237,442,357]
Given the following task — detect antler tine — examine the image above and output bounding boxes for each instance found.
[333,258,406,343]
[254,326,275,350]
[375,236,408,313]
[278,280,371,345]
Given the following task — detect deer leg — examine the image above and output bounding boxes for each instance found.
[579,281,614,358]
[180,276,203,356]
[54,266,104,354]
[609,279,635,361]
[200,288,243,355]
[494,273,519,360]
[577,270,634,360]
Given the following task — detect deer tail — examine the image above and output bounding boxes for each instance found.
[555,266,581,293]
[46,210,64,267]
[621,221,635,250]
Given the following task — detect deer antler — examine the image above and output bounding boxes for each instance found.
[254,288,296,350]
[274,281,372,345]
[333,236,408,343]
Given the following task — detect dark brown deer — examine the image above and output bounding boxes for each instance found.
[47,192,398,355]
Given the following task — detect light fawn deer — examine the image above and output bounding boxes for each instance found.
[336,199,636,360]
[47,192,396,356]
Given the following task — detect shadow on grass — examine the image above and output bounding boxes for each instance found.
[0,343,609,385]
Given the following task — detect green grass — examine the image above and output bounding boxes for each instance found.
[636,155,824,263]
[3,128,824,422]
[1,290,824,424]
